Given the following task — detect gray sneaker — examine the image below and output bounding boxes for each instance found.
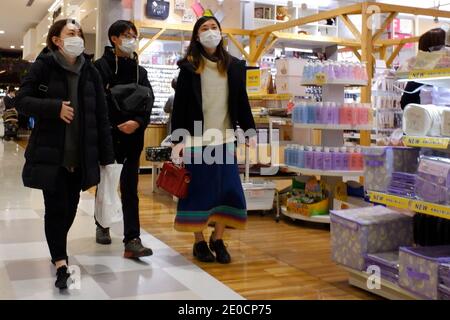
[96,226,112,245]
[124,238,153,259]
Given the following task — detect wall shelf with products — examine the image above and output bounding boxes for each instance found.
[142,63,179,125]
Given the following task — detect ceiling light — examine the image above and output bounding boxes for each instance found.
[48,0,63,12]
[0,30,5,34]
[10,45,15,49]
[41,42,46,46]
[0,70,6,74]
[20,45,24,49]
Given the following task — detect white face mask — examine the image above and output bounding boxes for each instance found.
[62,36,85,58]
[199,29,222,50]
[119,38,138,56]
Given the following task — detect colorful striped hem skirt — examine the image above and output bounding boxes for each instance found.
[175,143,247,233]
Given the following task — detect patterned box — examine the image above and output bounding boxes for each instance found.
[399,246,450,300]
[330,206,413,271]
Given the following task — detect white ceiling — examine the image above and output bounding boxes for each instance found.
[0,0,54,50]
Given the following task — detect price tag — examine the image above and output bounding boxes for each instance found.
[403,136,450,149]
[369,192,410,209]
[408,68,450,79]
[315,72,327,85]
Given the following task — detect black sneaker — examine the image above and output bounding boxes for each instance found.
[96,226,112,245]
[209,238,231,264]
[124,238,153,259]
[55,266,70,289]
[193,241,215,263]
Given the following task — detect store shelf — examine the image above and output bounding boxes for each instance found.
[396,68,450,87]
[248,93,292,100]
[301,79,368,87]
[281,206,330,224]
[285,166,364,177]
[368,191,450,220]
[403,136,450,150]
[293,123,373,131]
[342,267,420,300]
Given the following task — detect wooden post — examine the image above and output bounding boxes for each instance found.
[379,46,387,61]
[360,3,374,148]
[249,35,258,67]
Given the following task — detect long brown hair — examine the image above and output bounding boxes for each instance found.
[46,19,85,51]
[179,16,231,75]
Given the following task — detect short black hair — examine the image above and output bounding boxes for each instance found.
[7,87,15,94]
[108,20,138,47]
[419,28,446,52]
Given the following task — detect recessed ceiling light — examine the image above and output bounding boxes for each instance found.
[0,30,5,34]
[10,45,15,49]
[20,45,24,49]
[41,42,46,46]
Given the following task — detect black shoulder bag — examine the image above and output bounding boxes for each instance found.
[98,57,154,117]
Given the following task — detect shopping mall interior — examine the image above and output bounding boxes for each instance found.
[1,0,450,302]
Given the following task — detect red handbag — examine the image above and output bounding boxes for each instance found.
[156,162,191,199]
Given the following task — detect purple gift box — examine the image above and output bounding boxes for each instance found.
[331,206,413,271]
[399,245,450,300]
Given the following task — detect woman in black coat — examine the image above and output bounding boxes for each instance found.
[15,19,115,289]
[171,16,256,264]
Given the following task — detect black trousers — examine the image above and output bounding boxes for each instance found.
[96,155,141,243]
[43,168,82,264]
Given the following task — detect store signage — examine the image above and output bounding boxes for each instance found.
[247,69,261,93]
[369,191,450,219]
[406,68,450,80]
[403,136,450,149]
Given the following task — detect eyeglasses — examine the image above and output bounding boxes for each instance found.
[121,33,138,40]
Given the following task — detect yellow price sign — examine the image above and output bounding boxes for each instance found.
[369,192,410,210]
[246,69,261,93]
[315,72,327,85]
[403,136,450,150]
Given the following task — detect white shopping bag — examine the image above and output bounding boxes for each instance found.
[94,164,123,227]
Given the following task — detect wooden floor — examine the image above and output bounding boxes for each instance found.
[15,139,377,299]
[137,174,379,300]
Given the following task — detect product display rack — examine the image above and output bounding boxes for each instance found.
[342,267,420,300]
[282,77,371,223]
[281,206,330,224]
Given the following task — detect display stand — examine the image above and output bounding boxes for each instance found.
[282,79,370,224]
[343,267,420,300]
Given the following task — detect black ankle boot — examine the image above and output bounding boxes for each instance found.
[209,238,231,264]
[193,241,215,262]
[55,266,70,289]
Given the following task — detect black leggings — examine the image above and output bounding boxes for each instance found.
[43,168,82,264]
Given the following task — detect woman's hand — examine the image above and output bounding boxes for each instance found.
[171,143,185,165]
[117,120,140,134]
[60,101,74,124]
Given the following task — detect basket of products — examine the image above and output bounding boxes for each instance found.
[286,177,329,217]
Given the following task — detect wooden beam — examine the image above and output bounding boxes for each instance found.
[135,20,252,36]
[259,36,278,58]
[375,36,420,47]
[252,32,272,63]
[272,31,361,48]
[361,2,373,148]
[372,12,397,42]
[252,3,363,35]
[339,14,361,41]
[373,2,450,19]
[351,48,362,61]
[249,35,258,66]
[379,46,387,61]
[227,33,251,61]
[138,28,165,54]
[386,43,405,67]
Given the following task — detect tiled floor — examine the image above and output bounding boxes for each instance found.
[0,139,243,300]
